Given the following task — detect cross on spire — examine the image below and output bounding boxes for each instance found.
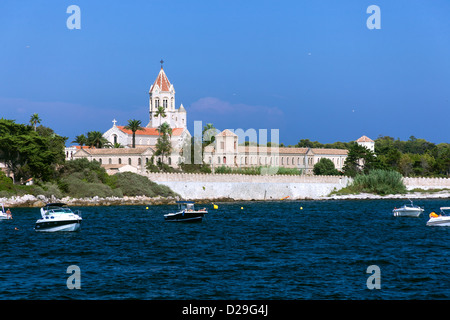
[112,119,117,127]
[160,59,164,69]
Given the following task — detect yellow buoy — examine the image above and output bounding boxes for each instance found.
[300,207,303,210]
[213,204,218,209]
[146,207,149,210]
[241,207,244,210]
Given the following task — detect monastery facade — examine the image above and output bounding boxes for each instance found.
[67,65,374,175]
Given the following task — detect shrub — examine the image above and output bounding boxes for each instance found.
[345,169,407,195]
[114,172,178,197]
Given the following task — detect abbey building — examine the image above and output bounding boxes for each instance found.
[67,65,372,175]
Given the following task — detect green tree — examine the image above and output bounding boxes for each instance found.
[0,119,67,182]
[124,119,145,148]
[87,131,110,148]
[72,134,87,147]
[29,113,42,131]
[154,106,167,128]
[313,158,340,175]
[155,122,173,167]
[343,143,381,177]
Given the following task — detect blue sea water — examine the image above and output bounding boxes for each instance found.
[1,199,450,300]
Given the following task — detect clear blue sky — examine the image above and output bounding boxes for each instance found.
[1,0,449,146]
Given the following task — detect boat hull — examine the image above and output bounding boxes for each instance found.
[427,217,450,227]
[164,211,205,222]
[393,208,423,217]
[35,219,82,232]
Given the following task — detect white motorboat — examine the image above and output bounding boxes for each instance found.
[0,203,12,220]
[393,199,424,217]
[164,201,208,222]
[34,203,82,232]
[426,207,450,227]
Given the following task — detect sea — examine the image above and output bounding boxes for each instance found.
[1,199,450,301]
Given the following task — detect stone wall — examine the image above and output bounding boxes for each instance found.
[144,173,350,200]
[144,173,450,200]
[403,177,450,190]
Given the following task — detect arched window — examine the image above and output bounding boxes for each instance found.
[168,157,171,165]
[128,158,131,165]
[223,156,227,164]
[109,158,112,164]
[138,158,141,165]
[119,158,122,164]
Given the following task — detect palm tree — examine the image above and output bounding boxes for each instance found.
[72,134,87,147]
[124,119,145,148]
[29,113,41,131]
[154,106,167,127]
[86,131,110,148]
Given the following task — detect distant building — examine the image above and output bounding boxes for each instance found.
[66,64,378,175]
[203,129,349,174]
[356,135,375,152]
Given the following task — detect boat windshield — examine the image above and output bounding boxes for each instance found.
[45,206,73,214]
[440,207,450,215]
[178,203,195,211]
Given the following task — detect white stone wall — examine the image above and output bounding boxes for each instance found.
[145,172,350,200]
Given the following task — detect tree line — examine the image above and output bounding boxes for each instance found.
[310,136,450,177]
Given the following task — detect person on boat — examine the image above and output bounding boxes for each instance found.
[430,212,439,218]
[6,208,12,219]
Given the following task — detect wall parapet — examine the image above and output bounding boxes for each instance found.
[403,177,450,188]
[144,172,349,184]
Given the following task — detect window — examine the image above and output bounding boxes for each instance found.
[220,141,224,150]
[223,156,226,164]
[218,157,221,164]
[109,158,112,164]
[168,157,171,165]
[155,99,160,108]
[138,158,141,166]
[113,134,117,145]
[128,158,131,165]
[163,99,168,108]
[119,158,122,164]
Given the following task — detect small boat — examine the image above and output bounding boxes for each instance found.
[392,199,424,217]
[35,203,82,232]
[0,203,12,220]
[426,207,450,226]
[164,201,207,222]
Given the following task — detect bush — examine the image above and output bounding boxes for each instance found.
[313,158,340,175]
[114,172,178,198]
[343,169,407,195]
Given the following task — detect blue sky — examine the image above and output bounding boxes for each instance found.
[0,0,449,146]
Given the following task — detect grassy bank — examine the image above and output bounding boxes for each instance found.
[331,169,407,196]
[0,159,179,200]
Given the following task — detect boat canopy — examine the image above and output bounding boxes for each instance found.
[176,201,195,204]
[43,203,67,208]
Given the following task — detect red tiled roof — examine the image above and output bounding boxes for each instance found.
[356,135,374,143]
[117,126,184,136]
[150,68,171,92]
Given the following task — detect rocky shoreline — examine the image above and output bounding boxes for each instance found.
[1,190,449,208]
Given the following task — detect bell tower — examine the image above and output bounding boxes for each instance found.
[148,60,176,128]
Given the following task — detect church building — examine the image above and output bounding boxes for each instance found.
[68,63,374,175]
